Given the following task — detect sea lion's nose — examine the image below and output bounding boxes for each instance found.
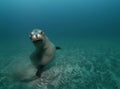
[36,34,41,39]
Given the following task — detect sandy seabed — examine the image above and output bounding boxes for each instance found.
[0,39,120,89]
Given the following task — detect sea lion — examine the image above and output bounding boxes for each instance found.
[29,29,60,78]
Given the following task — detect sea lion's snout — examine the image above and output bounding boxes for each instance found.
[30,33,42,41]
[29,29,44,42]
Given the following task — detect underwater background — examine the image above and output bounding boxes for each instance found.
[0,0,120,89]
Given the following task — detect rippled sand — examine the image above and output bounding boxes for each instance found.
[0,40,120,89]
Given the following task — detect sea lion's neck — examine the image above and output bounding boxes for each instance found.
[35,44,44,51]
[33,36,49,50]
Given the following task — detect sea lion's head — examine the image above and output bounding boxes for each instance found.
[29,29,45,43]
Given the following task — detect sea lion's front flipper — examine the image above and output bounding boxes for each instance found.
[56,46,61,50]
[36,65,44,77]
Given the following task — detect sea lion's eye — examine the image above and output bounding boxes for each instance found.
[40,31,44,35]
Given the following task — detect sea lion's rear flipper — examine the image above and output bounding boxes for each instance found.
[56,46,61,50]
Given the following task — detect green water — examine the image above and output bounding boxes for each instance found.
[0,0,120,89]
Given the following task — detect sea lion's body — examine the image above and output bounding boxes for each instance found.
[29,29,56,77]
[30,36,56,66]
